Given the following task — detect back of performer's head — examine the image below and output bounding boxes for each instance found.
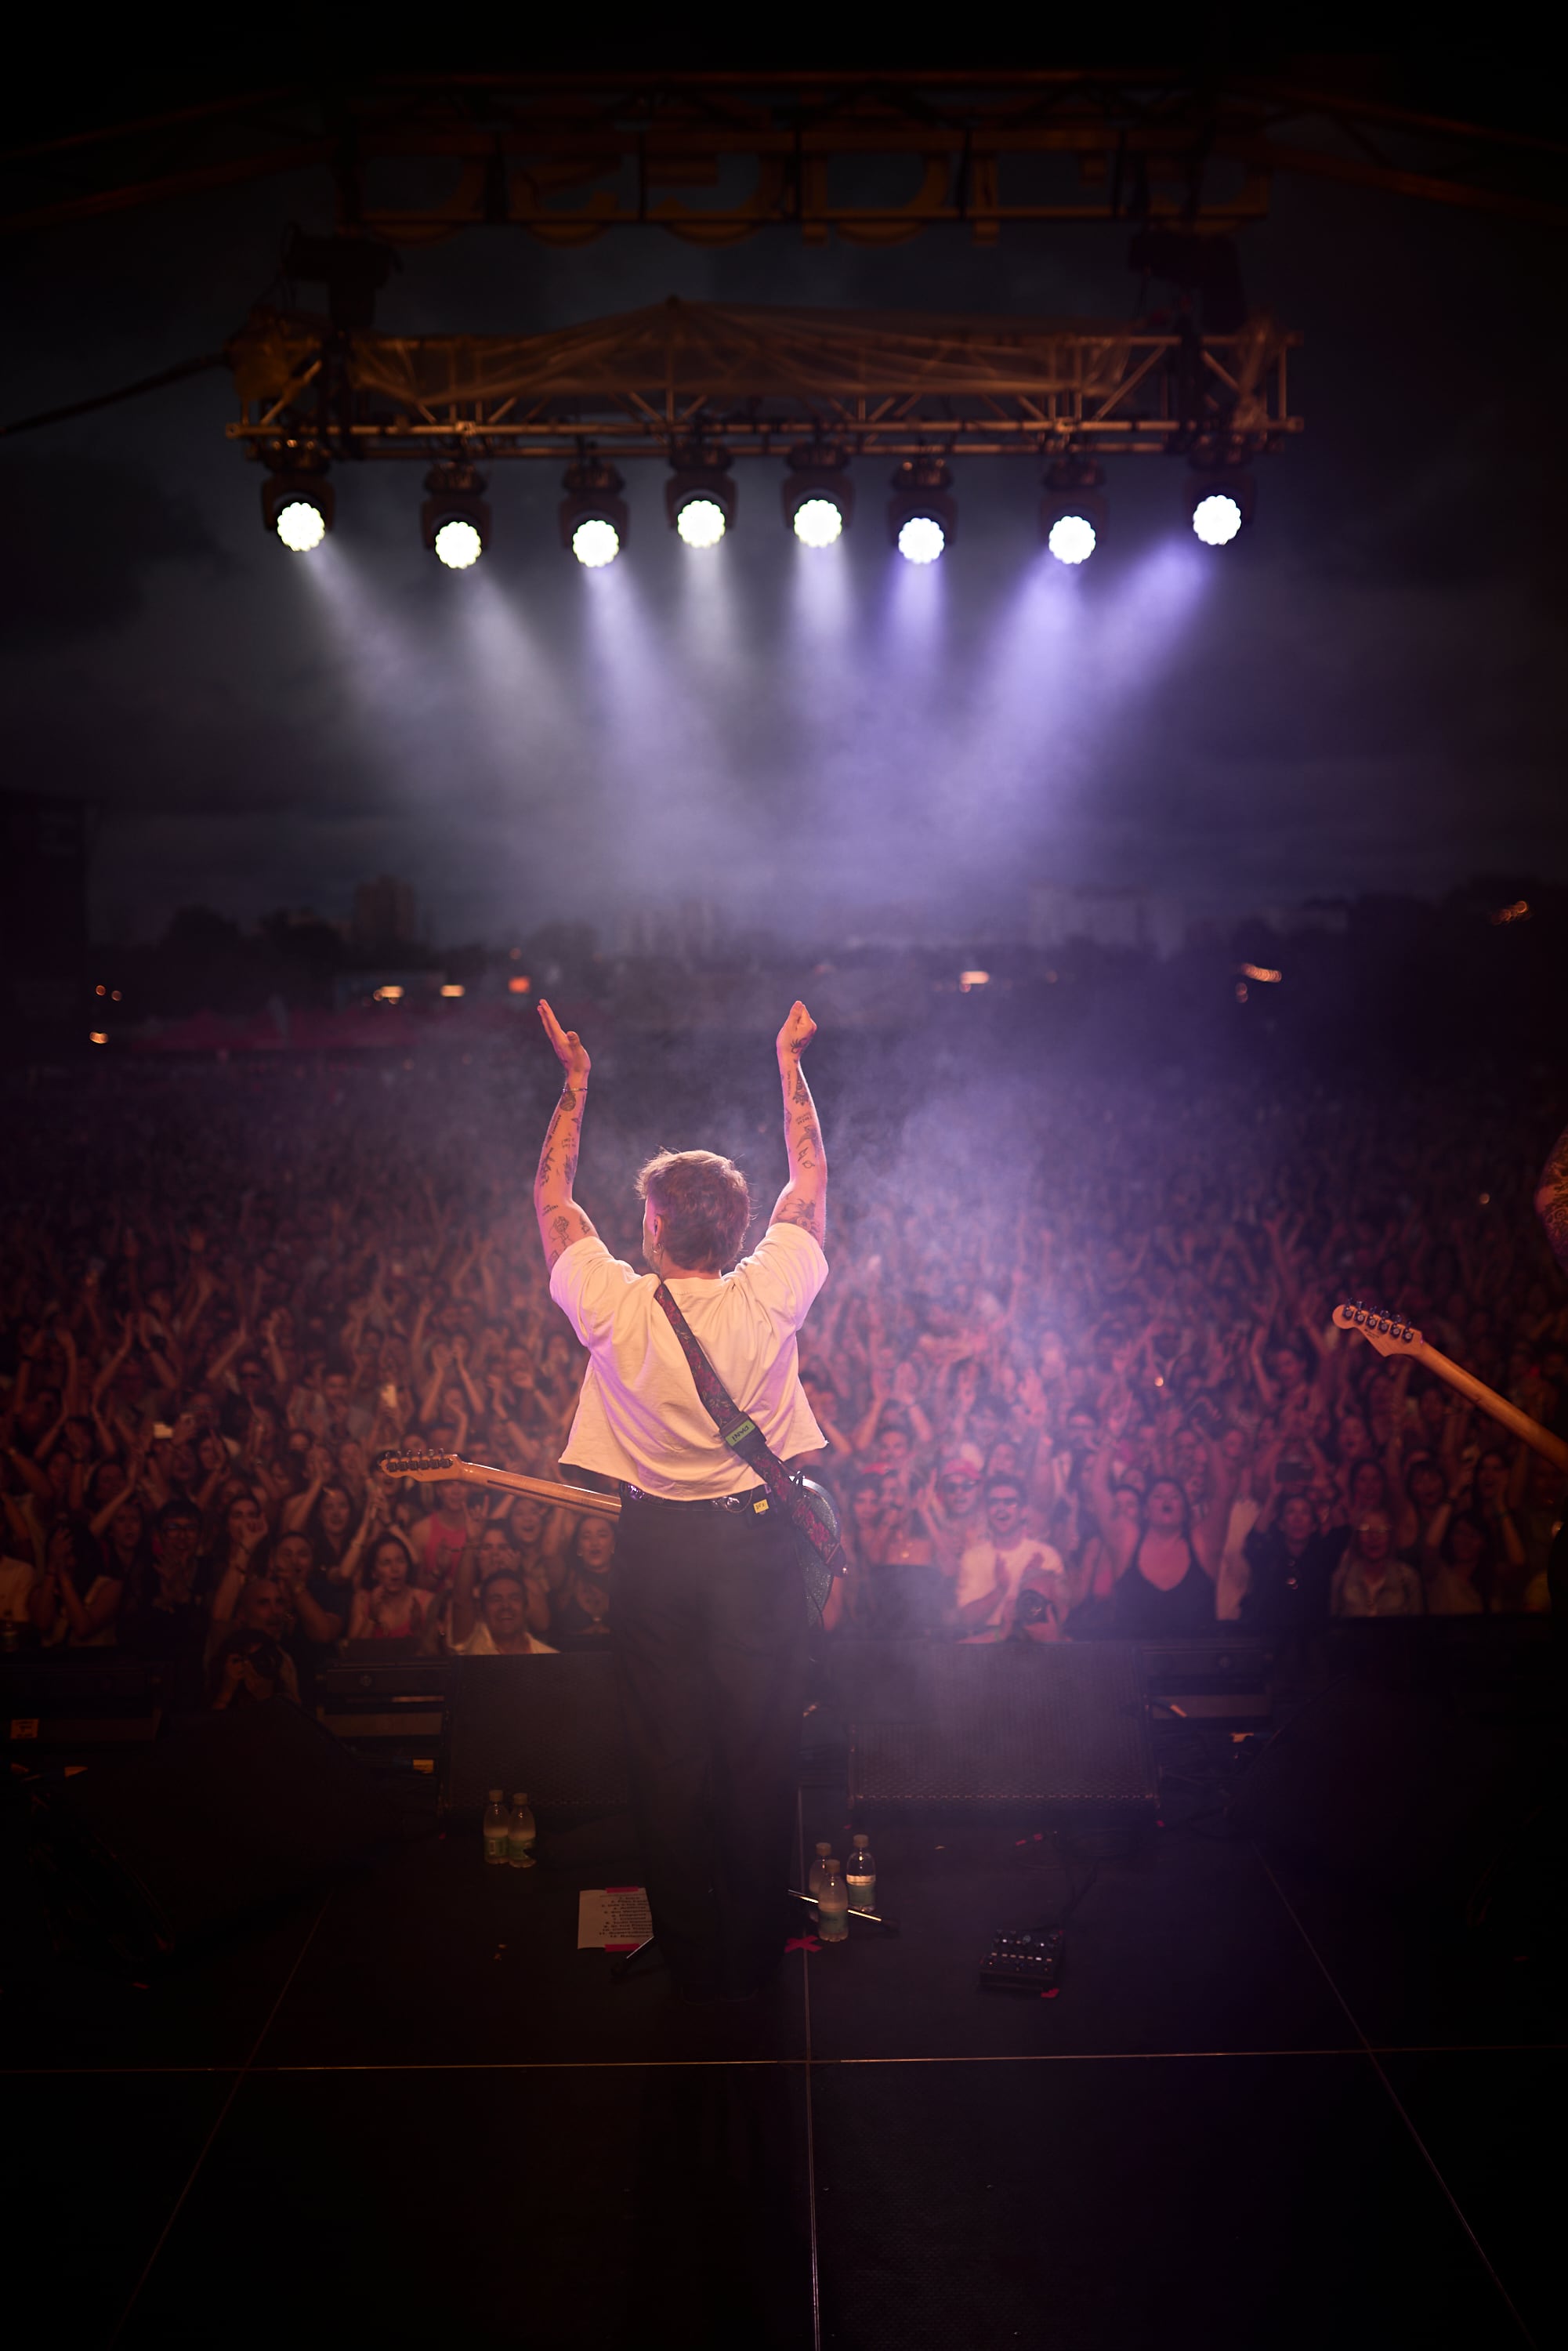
[637,1149,751,1273]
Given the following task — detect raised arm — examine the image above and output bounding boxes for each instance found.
[768,1001,827,1248]
[533,1002,600,1273]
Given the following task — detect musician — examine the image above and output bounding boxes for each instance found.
[534,998,829,2003]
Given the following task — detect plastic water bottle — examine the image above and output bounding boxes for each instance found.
[817,1857,849,1943]
[483,1789,509,1865]
[808,1841,832,1898]
[846,1834,876,1914]
[507,1792,536,1869]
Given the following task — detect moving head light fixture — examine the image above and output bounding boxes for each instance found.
[783,446,854,547]
[559,457,628,567]
[421,462,490,569]
[262,447,333,552]
[1187,462,1255,547]
[1041,457,1107,566]
[887,458,954,564]
[665,444,735,548]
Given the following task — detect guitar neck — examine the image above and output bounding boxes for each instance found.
[451,1461,622,1518]
[1411,1339,1568,1473]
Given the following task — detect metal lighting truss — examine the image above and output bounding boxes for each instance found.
[228,299,1301,468]
[4,70,1563,241]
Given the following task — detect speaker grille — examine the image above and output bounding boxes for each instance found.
[847,1641,1155,1814]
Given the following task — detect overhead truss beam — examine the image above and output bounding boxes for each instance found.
[7,71,1565,241]
[226,300,1302,465]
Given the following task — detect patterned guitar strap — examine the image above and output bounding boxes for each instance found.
[654,1281,842,1577]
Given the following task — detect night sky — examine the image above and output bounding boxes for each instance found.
[2,61,1563,949]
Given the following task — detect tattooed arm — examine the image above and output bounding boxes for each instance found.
[768,1000,827,1249]
[1535,1119,1568,1274]
[534,1002,599,1273]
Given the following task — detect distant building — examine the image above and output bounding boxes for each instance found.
[614,899,727,963]
[351,875,418,951]
[1027,885,1185,960]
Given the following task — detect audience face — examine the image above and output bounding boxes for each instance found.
[237,1577,289,1639]
[368,1538,411,1595]
[480,1571,529,1644]
[1280,1494,1314,1550]
[225,1495,267,1555]
[1352,1513,1393,1567]
[1145,1479,1189,1536]
[983,1483,1026,1543]
[318,1483,354,1540]
[574,1518,614,1575]
[506,1495,548,1548]
[1474,1451,1509,1509]
[935,1469,980,1522]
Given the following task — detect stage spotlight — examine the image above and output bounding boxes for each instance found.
[421,463,491,569]
[782,447,854,547]
[665,445,735,548]
[559,459,628,567]
[887,459,954,563]
[1187,469,1254,546]
[262,462,333,552]
[1041,458,1106,566]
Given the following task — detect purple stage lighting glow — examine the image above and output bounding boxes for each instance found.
[897,515,946,565]
[1192,491,1244,546]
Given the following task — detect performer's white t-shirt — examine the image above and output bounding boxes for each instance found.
[549,1224,828,1498]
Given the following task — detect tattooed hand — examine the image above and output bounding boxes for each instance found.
[776,1001,817,1062]
[538,999,592,1084]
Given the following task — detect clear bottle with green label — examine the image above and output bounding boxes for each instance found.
[809,1841,832,1897]
[817,1857,849,1943]
[483,1789,509,1865]
[508,1793,536,1869]
[846,1834,876,1914]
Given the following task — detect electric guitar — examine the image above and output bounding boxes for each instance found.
[374,1450,622,1516]
[373,1450,845,1579]
[1331,1303,1568,1472]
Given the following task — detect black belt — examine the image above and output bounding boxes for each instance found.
[620,1483,770,1512]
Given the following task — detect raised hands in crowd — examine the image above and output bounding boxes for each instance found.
[1,1055,1564,1697]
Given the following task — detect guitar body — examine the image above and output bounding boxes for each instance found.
[376,1449,844,1620]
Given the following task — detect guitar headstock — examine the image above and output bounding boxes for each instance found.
[1332,1302,1424,1358]
[375,1448,461,1483]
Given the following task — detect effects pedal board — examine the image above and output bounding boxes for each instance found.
[979,1928,1064,1997]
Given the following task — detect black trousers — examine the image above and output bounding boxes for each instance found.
[611,1494,807,1998]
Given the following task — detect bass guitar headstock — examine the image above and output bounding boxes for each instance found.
[1332,1302,1424,1358]
[374,1448,463,1483]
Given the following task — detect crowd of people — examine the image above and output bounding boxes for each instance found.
[1,1047,1562,1708]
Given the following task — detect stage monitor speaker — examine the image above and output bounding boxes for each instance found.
[1229,1678,1523,1896]
[29,1698,409,1965]
[3,1658,161,1750]
[845,1639,1157,1820]
[443,1653,629,1819]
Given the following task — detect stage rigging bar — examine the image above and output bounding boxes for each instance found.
[225,299,1302,463]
